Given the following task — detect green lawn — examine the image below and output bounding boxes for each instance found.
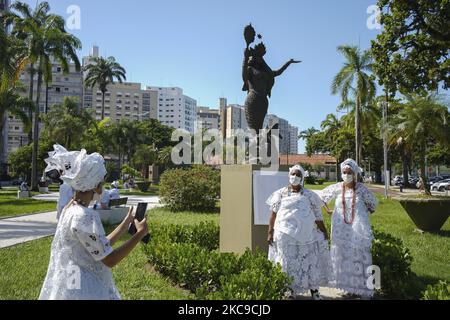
[0,225,193,300]
[0,189,56,219]
[1,185,448,299]
[305,182,335,190]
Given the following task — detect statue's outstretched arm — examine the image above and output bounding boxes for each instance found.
[273,59,301,77]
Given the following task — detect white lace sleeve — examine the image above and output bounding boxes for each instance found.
[71,210,113,262]
[266,188,285,213]
[320,183,341,204]
[306,190,324,221]
[359,183,378,213]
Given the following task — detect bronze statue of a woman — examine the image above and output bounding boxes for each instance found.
[242,24,300,131]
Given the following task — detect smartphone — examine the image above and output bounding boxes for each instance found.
[128,202,151,244]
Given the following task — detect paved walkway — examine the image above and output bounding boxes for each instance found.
[0,194,162,249]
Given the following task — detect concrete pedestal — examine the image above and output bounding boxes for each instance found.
[17,190,31,198]
[97,207,129,225]
[220,165,289,254]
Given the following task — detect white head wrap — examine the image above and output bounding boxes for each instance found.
[340,158,362,175]
[289,164,308,186]
[44,144,107,192]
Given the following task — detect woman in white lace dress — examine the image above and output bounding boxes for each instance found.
[320,159,378,298]
[39,145,149,300]
[267,165,331,300]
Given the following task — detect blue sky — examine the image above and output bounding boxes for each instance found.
[22,0,383,152]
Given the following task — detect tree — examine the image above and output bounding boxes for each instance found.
[372,0,450,94]
[391,94,450,194]
[132,144,157,179]
[0,27,34,177]
[84,56,126,120]
[332,45,376,165]
[4,1,50,143]
[6,1,81,190]
[298,127,319,142]
[41,96,95,149]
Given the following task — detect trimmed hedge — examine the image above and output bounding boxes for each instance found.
[422,281,450,300]
[159,166,220,212]
[372,229,416,299]
[144,221,291,300]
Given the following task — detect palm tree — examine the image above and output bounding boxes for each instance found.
[298,127,319,141]
[5,1,50,143]
[7,1,82,190]
[84,56,126,120]
[0,25,34,178]
[320,113,341,132]
[331,45,376,164]
[392,94,450,194]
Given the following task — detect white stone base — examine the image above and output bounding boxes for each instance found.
[17,190,31,198]
[96,207,129,225]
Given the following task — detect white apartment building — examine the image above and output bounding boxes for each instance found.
[82,46,158,122]
[196,107,220,131]
[83,82,157,122]
[288,124,299,155]
[6,61,83,155]
[147,86,197,133]
[263,114,298,155]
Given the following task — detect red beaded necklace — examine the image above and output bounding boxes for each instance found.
[342,182,356,225]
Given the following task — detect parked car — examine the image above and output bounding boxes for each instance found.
[392,176,403,186]
[431,179,450,191]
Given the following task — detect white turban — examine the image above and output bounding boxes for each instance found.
[340,158,362,175]
[44,144,107,192]
[289,164,309,186]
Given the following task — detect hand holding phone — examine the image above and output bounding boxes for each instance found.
[128,202,151,244]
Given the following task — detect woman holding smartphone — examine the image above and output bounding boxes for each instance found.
[39,145,149,300]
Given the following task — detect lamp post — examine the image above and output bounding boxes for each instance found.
[379,100,389,199]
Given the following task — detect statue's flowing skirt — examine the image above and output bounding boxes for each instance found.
[245,90,268,131]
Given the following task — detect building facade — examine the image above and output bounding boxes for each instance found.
[288,124,299,155]
[82,46,158,123]
[147,86,197,133]
[263,114,292,155]
[6,60,83,155]
[196,106,220,131]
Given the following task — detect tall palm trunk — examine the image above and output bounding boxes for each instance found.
[31,59,43,191]
[101,91,106,120]
[355,96,362,165]
[26,64,35,185]
[401,146,409,188]
[419,145,431,195]
[45,81,49,114]
[0,111,6,180]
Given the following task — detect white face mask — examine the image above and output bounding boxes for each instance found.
[342,173,354,184]
[289,175,302,186]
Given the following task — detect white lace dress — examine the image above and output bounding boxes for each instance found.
[39,203,121,300]
[267,188,332,295]
[320,182,378,297]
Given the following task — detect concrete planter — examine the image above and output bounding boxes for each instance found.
[38,186,49,193]
[396,197,450,232]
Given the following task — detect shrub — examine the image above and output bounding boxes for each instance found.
[422,281,450,300]
[136,181,151,192]
[144,222,290,300]
[304,175,316,185]
[121,164,141,179]
[316,178,326,185]
[150,222,219,251]
[372,229,415,299]
[159,166,220,212]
